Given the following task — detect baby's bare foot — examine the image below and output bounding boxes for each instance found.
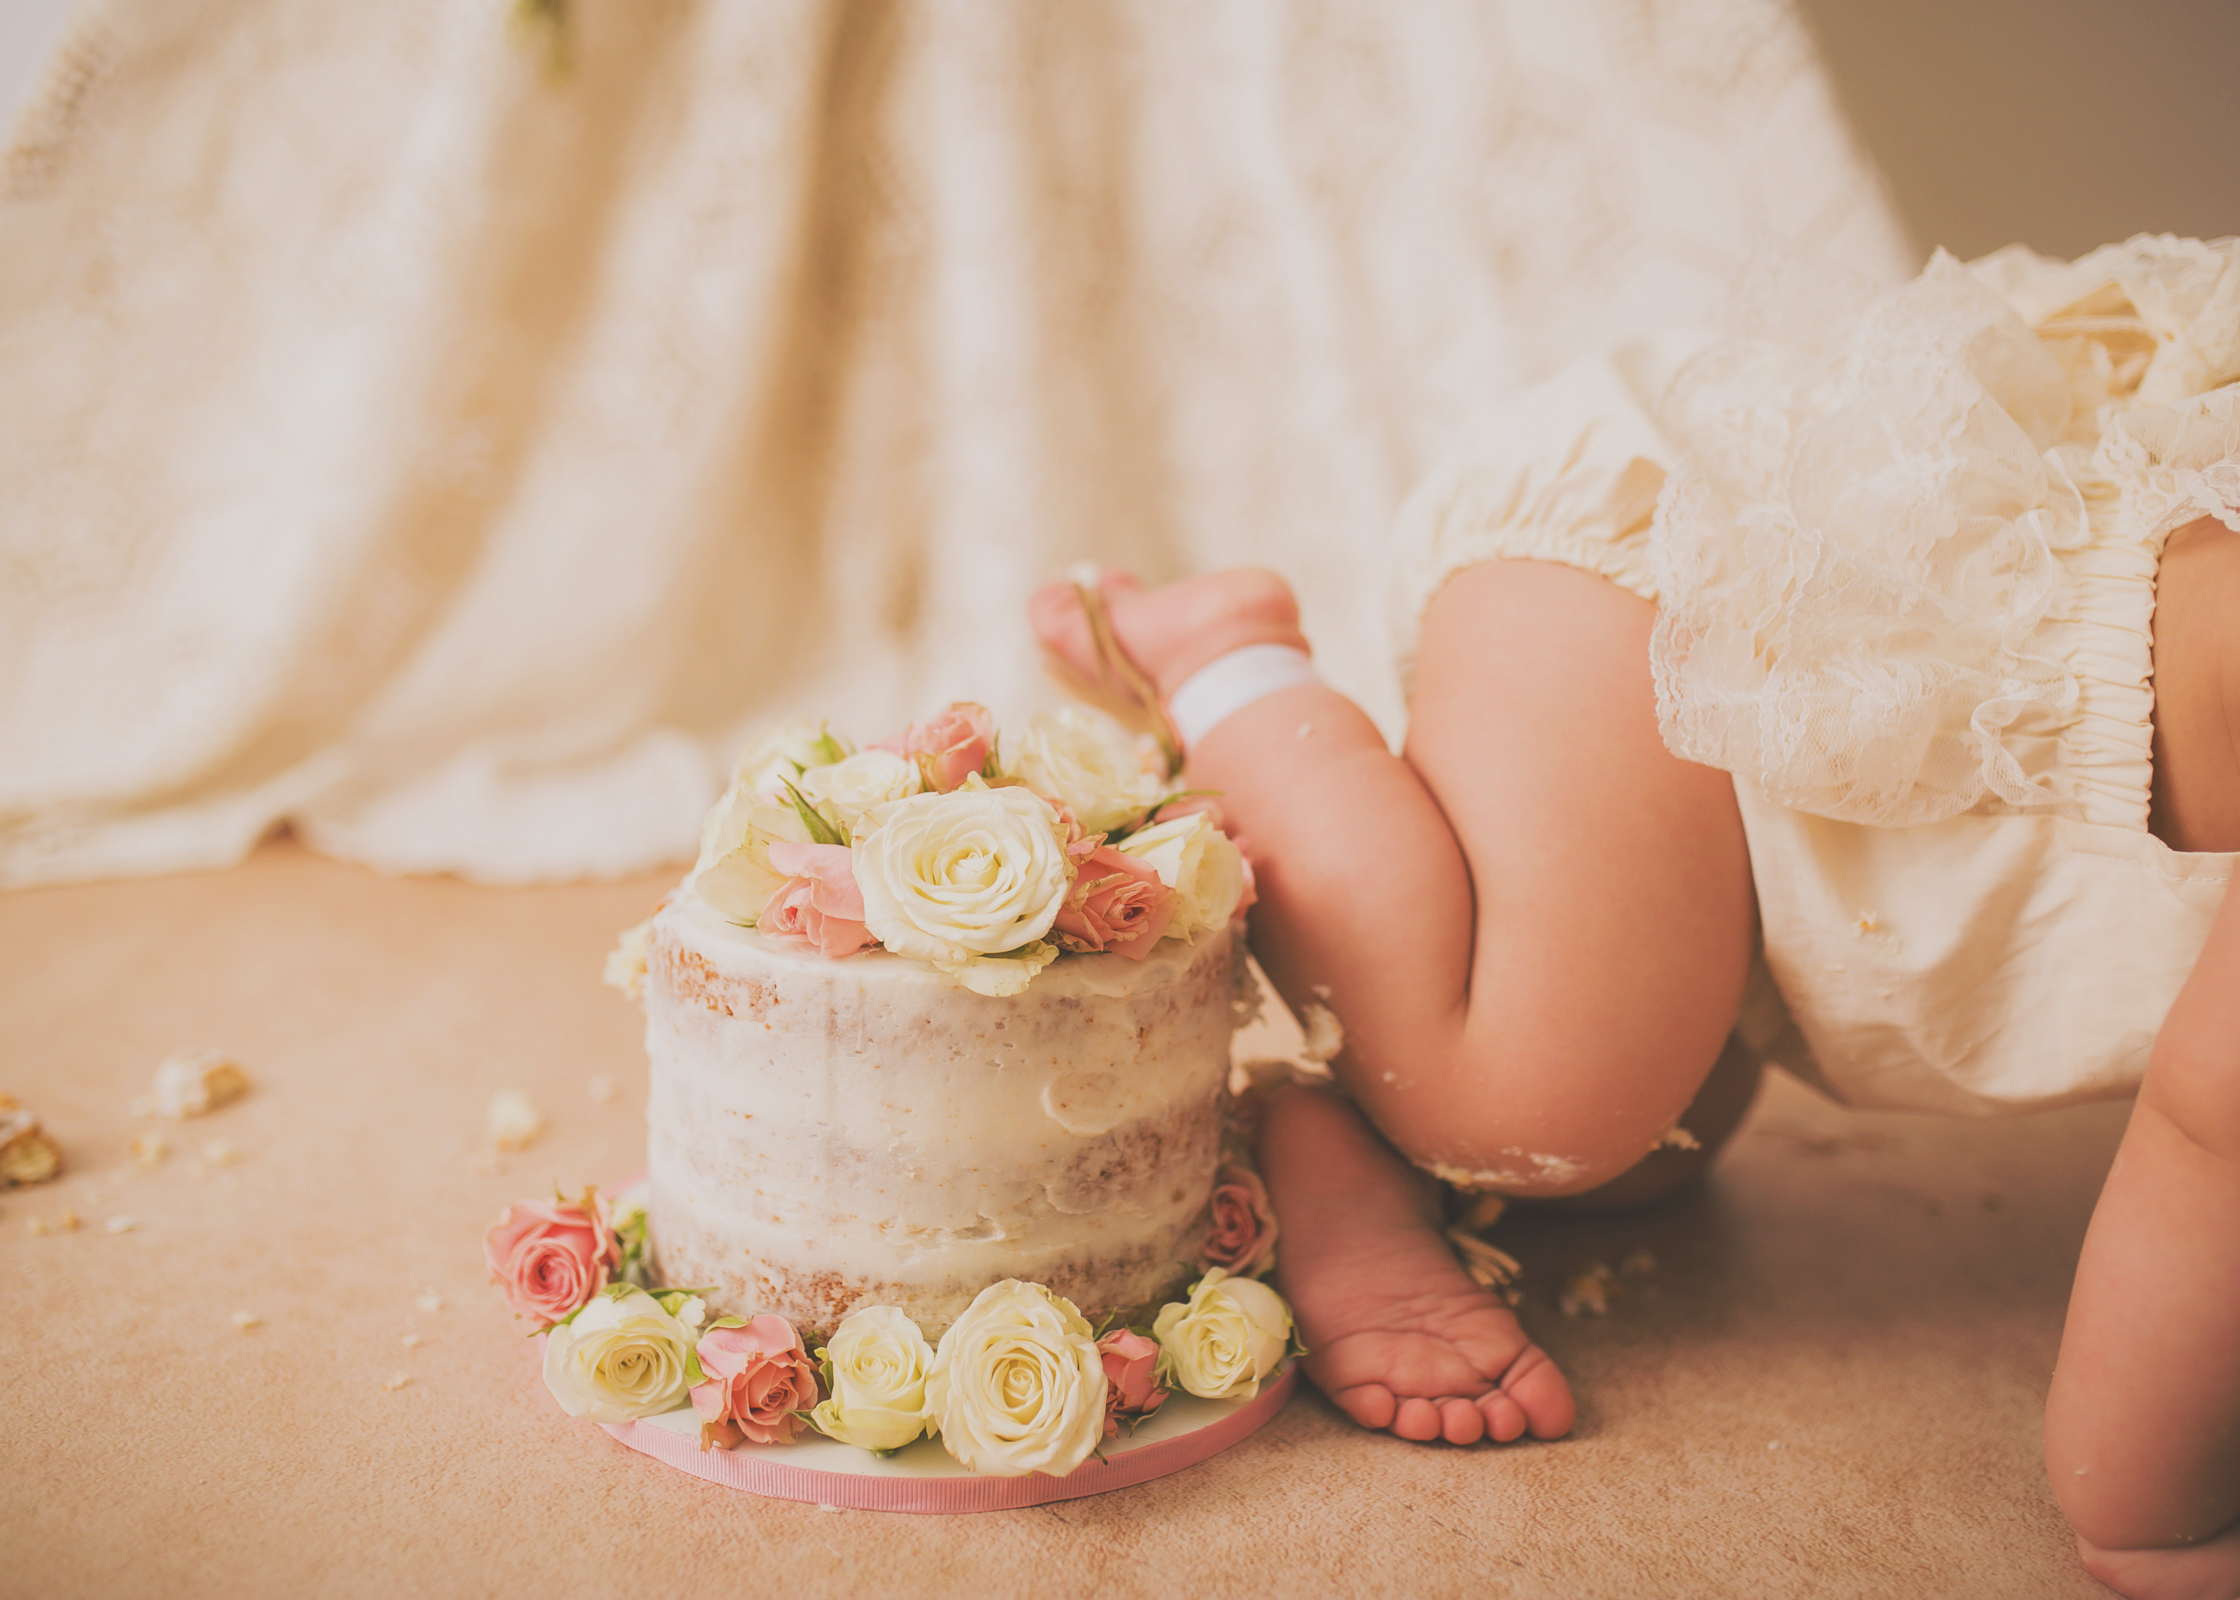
[1028,568,1308,707]
[1261,1085,1575,1446]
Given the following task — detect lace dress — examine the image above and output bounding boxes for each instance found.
[1392,235,2240,1112]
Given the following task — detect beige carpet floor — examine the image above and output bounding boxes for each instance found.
[2,839,2118,1598]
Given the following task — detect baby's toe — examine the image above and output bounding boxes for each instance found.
[1437,1397,1487,1446]
[1497,1343,1577,1441]
[1329,1382,1397,1432]
[1391,1396,1447,1442]
[1027,581,1091,656]
[1477,1388,1529,1444]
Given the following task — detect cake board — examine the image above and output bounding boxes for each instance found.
[591,1362,1298,1513]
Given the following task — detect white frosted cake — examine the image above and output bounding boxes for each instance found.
[643,891,1238,1337]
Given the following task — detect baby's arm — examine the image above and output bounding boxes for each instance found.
[2046,517,2240,1592]
[2045,869,2240,1591]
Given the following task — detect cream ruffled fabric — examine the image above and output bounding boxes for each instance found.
[0,0,1906,887]
[1652,236,2240,830]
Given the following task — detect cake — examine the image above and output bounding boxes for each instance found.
[642,893,1240,1338]
[626,701,1259,1340]
[497,700,1292,1477]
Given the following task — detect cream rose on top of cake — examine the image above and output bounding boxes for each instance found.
[854,778,1072,996]
[1114,811,1248,939]
[794,748,921,836]
[1006,707,1166,836]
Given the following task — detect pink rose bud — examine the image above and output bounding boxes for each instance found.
[1098,1327,1168,1438]
[1197,1164,1279,1279]
[898,702,996,793]
[758,842,878,958]
[692,1315,821,1448]
[483,1194,619,1326]
[1052,845,1176,959]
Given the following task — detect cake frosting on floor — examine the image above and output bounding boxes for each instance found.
[644,889,1239,1338]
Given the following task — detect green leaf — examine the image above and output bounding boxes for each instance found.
[684,1348,706,1386]
[779,777,845,847]
[808,726,849,767]
[982,939,1049,962]
[710,1315,747,1331]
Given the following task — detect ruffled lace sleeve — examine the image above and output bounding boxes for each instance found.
[1650,237,2240,829]
[1387,333,1699,691]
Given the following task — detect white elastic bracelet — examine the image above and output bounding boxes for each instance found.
[1166,643,1321,750]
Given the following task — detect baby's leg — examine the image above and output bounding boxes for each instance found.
[1034,562,1758,1440]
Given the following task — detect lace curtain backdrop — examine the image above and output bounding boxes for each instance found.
[0,0,1909,888]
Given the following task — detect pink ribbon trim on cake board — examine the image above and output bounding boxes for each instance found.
[599,1364,1300,1513]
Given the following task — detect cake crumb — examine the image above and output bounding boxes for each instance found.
[486,1091,544,1152]
[1620,1248,1657,1276]
[130,1132,169,1170]
[1444,1226,1522,1292]
[605,920,651,1002]
[1560,1262,1617,1318]
[1294,723,1313,740]
[1297,1002,1345,1065]
[816,1503,843,1513]
[136,1051,253,1119]
[382,1372,414,1391]
[586,1075,616,1104]
[103,1215,139,1234]
[1656,1124,1700,1151]
[417,1291,445,1314]
[401,1333,423,1349]
[0,1094,64,1186]
[1459,1195,1508,1234]
[232,1310,262,1331]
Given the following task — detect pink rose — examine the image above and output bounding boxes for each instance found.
[1098,1327,1168,1437]
[758,842,878,958]
[1052,845,1175,959]
[891,702,995,793]
[1197,1164,1279,1278]
[692,1315,821,1448]
[483,1192,619,1326]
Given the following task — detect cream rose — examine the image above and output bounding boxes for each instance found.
[1151,1269,1292,1401]
[1007,708,1166,836]
[925,1280,1107,1477]
[691,791,813,925]
[810,1305,938,1452]
[1113,813,1246,941]
[541,1288,697,1423]
[795,749,922,837]
[853,781,1072,966]
[731,718,850,801]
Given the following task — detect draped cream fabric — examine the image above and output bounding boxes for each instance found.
[0,0,1909,887]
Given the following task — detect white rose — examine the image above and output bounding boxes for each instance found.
[1007,707,1166,836]
[690,795,812,925]
[810,1305,937,1452]
[853,781,1072,964]
[925,1280,1107,1477]
[1113,813,1246,940]
[796,749,922,837]
[541,1288,695,1423]
[1151,1269,1292,1401]
[731,717,850,800]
